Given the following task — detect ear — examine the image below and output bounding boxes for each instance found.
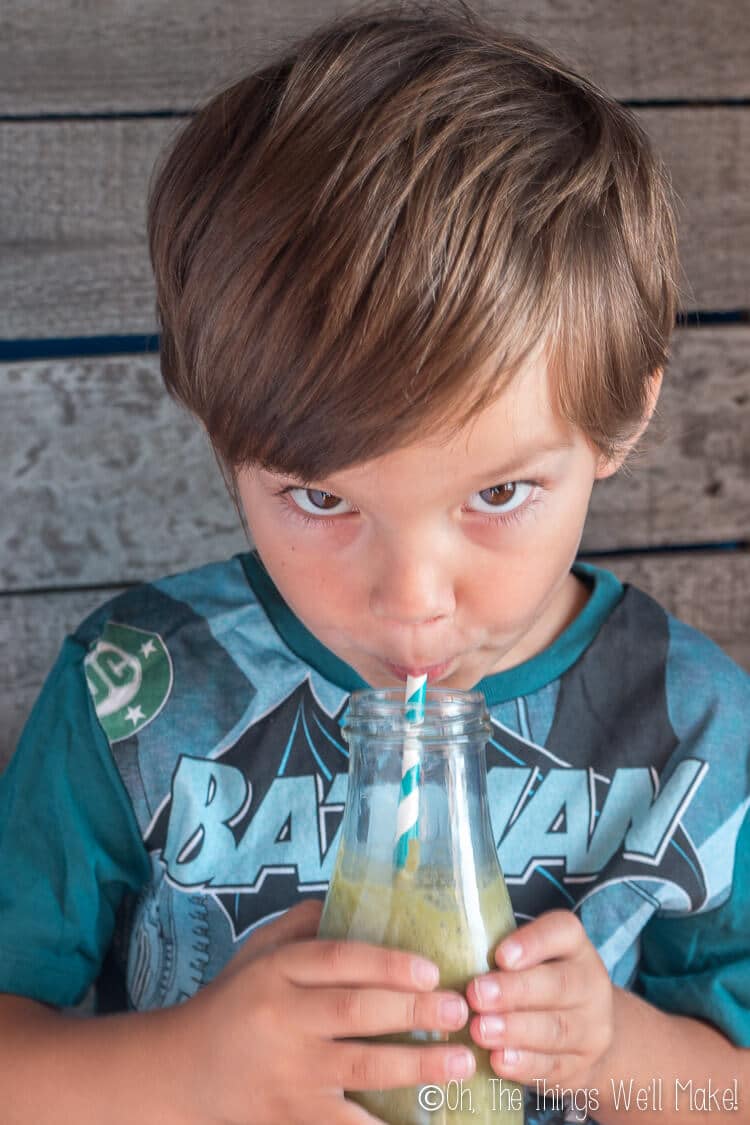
[594,367,663,480]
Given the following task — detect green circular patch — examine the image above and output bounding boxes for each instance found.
[85,622,173,742]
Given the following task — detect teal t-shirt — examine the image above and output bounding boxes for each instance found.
[1,552,749,1072]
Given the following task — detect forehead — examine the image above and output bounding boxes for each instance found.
[324,345,575,489]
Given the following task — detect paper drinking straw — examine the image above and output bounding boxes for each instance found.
[394,673,427,870]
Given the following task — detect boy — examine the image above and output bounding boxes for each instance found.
[1,2,748,1123]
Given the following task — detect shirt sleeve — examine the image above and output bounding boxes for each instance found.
[634,804,750,1047]
[0,635,150,1007]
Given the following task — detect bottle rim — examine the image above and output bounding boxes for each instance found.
[343,687,490,745]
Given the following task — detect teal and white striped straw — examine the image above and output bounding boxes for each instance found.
[394,673,427,870]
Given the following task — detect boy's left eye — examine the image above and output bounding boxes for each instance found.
[467,481,533,514]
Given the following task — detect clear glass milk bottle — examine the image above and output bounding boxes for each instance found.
[318,688,524,1125]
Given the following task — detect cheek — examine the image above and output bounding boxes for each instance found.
[267,539,362,626]
[465,545,565,628]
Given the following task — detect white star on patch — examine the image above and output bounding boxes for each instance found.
[124,705,145,726]
[140,640,157,659]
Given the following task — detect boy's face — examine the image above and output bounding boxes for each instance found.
[235,347,620,689]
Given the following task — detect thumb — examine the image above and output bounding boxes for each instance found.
[237,898,325,963]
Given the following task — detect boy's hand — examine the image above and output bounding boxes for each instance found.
[467,910,614,1090]
[177,899,475,1125]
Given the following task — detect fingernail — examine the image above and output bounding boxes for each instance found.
[504,1047,520,1065]
[500,940,522,967]
[440,996,468,1026]
[448,1049,475,1079]
[475,976,501,1004]
[413,958,440,988]
[480,1014,505,1039]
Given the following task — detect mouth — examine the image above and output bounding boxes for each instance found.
[384,657,457,683]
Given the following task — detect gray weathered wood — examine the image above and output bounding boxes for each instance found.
[589,323,750,550]
[1,327,747,590]
[0,354,248,590]
[0,0,748,114]
[0,118,175,338]
[645,108,750,312]
[1,109,748,339]
[2,549,747,770]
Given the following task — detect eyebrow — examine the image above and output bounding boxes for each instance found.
[468,437,575,484]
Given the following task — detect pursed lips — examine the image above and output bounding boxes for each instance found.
[384,657,458,681]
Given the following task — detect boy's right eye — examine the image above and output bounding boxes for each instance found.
[279,486,354,517]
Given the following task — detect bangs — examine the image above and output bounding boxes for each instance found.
[148,1,678,481]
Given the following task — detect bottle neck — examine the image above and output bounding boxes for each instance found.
[340,689,501,884]
[343,687,490,746]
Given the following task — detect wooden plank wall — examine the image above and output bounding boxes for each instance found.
[1,1,748,769]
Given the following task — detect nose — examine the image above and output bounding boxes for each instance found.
[369,542,455,626]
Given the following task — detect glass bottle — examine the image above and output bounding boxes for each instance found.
[318,687,524,1124]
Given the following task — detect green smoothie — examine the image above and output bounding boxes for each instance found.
[319,848,525,1124]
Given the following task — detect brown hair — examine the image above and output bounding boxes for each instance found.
[147,0,680,487]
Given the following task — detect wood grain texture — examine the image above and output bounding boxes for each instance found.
[0,354,248,589]
[2,549,747,771]
[1,326,747,590]
[1,109,748,339]
[0,0,748,113]
[586,324,750,551]
[644,108,750,312]
[0,118,176,338]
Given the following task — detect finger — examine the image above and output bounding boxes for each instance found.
[493,911,587,971]
[237,899,325,962]
[488,1044,580,1087]
[467,959,585,1013]
[282,938,440,992]
[326,1039,476,1091]
[299,986,469,1037]
[470,1006,586,1055]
